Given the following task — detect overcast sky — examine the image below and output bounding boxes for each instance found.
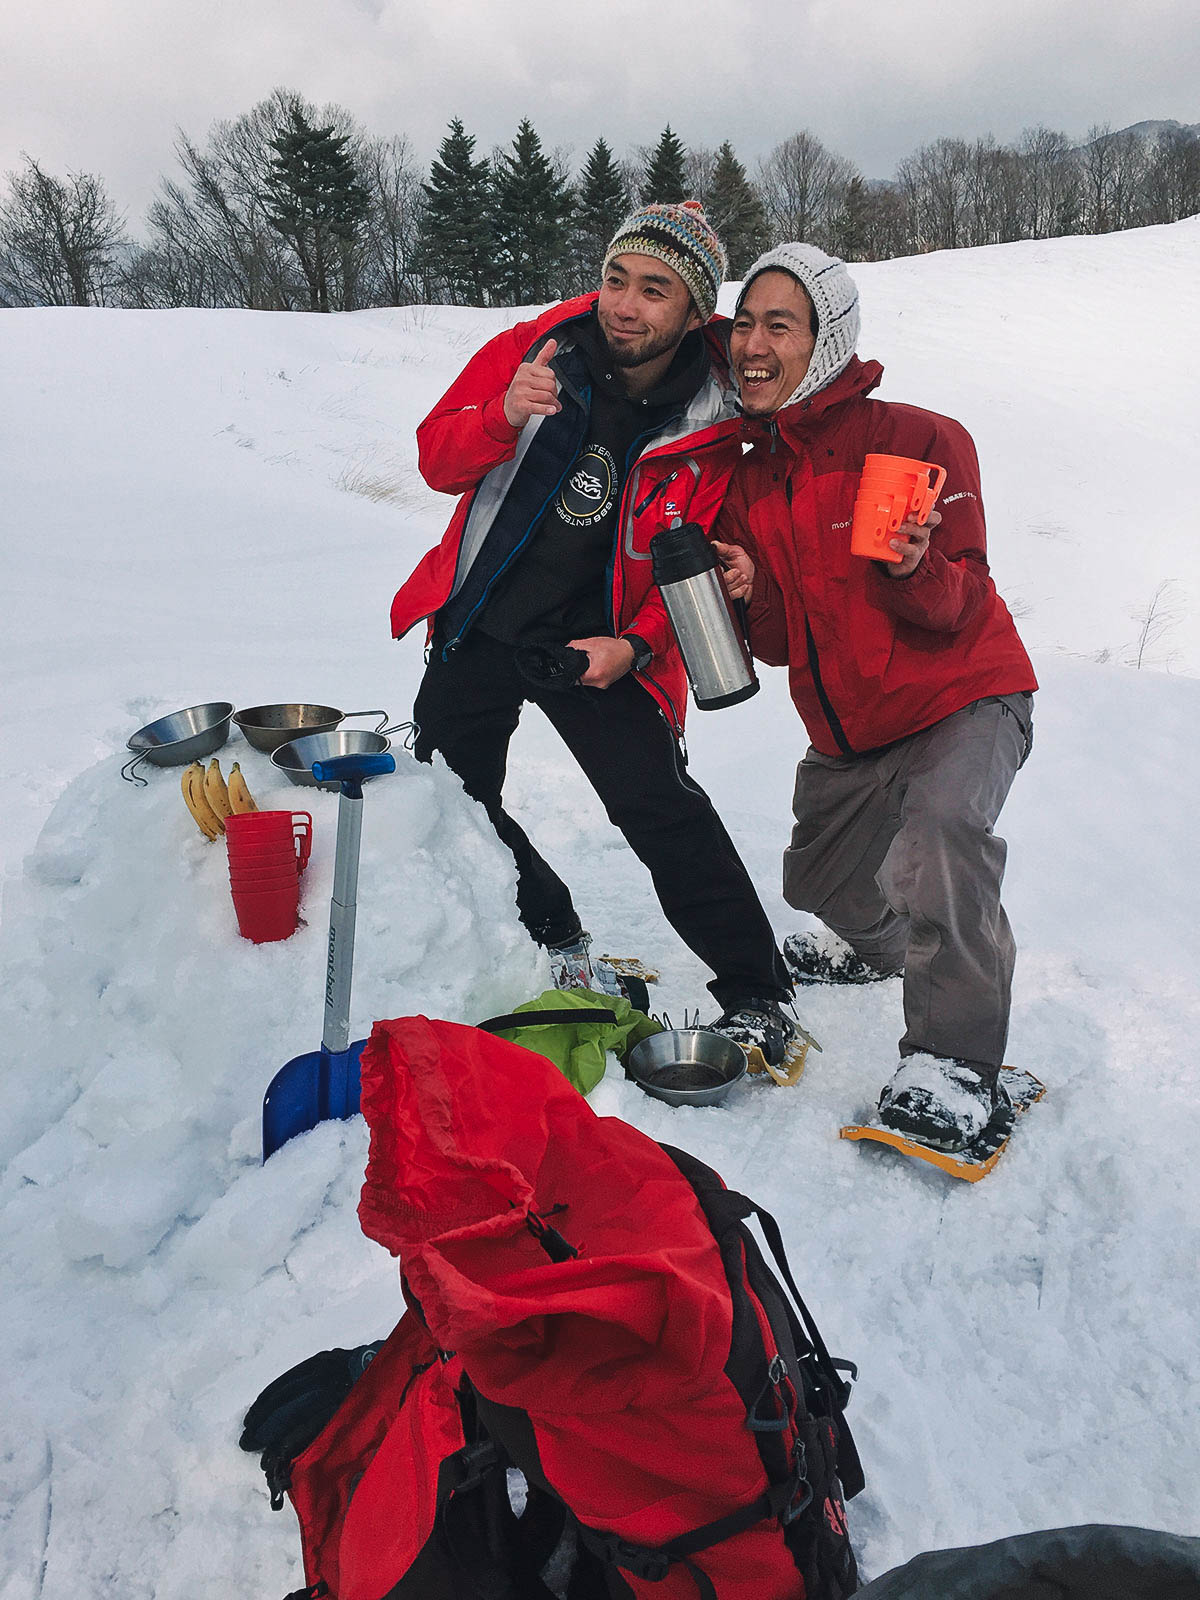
[3,0,1197,223]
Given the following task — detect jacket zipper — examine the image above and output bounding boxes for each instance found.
[605,414,683,633]
[784,476,855,756]
[442,388,589,657]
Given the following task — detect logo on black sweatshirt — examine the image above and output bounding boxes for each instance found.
[557,444,616,527]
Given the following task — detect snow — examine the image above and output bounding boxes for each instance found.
[2,218,1199,1595]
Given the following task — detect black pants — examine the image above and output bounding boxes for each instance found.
[413,631,791,1008]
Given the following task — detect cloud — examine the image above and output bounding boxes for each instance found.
[2,0,1197,221]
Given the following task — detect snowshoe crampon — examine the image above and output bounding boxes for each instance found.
[840,1067,1045,1181]
[743,1021,821,1087]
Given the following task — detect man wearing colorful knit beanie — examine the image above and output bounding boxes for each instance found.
[390,201,799,1066]
[713,243,1038,1150]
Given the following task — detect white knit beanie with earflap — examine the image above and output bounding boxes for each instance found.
[735,242,860,407]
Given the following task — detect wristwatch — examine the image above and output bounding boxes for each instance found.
[621,634,653,673]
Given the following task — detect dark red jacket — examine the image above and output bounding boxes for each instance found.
[390,294,743,732]
[715,357,1037,756]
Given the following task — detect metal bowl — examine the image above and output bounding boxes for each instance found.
[271,729,392,789]
[625,1029,747,1107]
[122,701,234,782]
[233,704,388,754]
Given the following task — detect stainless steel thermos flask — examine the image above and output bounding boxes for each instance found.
[650,523,759,709]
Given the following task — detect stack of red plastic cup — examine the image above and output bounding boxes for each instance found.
[226,811,313,943]
[850,454,947,562]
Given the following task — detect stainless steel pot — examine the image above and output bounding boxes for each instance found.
[121,701,234,784]
[271,726,410,790]
[625,1029,747,1107]
[232,704,391,755]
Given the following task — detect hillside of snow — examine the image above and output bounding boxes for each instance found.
[2,218,1199,1596]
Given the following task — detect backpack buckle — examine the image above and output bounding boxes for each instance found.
[588,1530,672,1582]
[454,1438,501,1492]
[780,1443,813,1526]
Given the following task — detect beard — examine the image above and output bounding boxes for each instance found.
[600,311,693,370]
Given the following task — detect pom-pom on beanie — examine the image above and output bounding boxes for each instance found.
[603,200,727,323]
[736,242,861,406]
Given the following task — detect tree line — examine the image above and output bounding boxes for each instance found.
[2,88,1197,311]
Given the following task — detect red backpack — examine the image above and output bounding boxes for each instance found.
[242,1017,863,1599]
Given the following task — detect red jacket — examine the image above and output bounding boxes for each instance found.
[716,357,1037,756]
[390,294,743,732]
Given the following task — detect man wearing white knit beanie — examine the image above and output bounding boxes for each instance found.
[712,243,1039,1154]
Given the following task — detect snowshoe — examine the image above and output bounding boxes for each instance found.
[841,1067,1045,1182]
[783,930,900,987]
[709,1000,822,1087]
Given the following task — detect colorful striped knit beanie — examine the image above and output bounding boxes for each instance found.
[603,200,727,322]
[736,242,860,405]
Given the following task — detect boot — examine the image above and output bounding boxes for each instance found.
[783,929,900,987]
[548,931,596,993]
[877,1055,1011,1152]
[707,997,799,1069]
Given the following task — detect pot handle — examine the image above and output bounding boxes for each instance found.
[339,709,390,733]
[121,751,150,786]
[379,719,417,748]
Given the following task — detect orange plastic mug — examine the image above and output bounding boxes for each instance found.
[851,454,947,563]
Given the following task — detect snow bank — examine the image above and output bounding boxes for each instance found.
[2,222,1199,1595]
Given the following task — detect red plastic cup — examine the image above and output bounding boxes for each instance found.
[231,877,300,942]
[229,864,300,887]
[226,811,312,872]
[230,851,302,876]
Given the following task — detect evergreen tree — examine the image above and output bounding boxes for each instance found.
[827,175,872,261]
[706,141,769,275]
[418,118,495,305]
[571,136,629,289]
[263,105,369,312]
[640,126,688,205]
[491,119,573,304]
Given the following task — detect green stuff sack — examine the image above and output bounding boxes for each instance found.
[479,988,661,1095]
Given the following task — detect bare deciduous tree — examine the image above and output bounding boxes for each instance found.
[359,135,426,305]
[757,132,859,253]
[682,145,717,208]
[896,137,974,251]
[0,156,128,306]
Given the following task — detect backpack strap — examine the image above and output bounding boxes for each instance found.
[476,1007,618,1032]
[657,1144,865,1503]
[727,1190,865,1501]
[576,1466,808,1600]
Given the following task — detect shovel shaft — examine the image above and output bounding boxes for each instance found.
[322,790,363,1055]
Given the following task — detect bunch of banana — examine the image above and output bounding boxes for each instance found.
[181,758,258,840]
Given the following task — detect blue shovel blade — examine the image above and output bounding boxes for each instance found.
[262,1039,366,1161]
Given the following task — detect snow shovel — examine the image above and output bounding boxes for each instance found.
[262,750,396,1160]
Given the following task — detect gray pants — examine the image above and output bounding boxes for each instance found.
[783,694,1033,1070]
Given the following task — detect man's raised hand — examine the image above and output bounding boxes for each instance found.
[502,338,561,429]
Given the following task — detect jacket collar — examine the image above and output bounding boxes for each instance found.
[543,297,741,454]
[738,355,884,447]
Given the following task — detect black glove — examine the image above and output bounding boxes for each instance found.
[240,1341,384,1508]
[514,643,590,693]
